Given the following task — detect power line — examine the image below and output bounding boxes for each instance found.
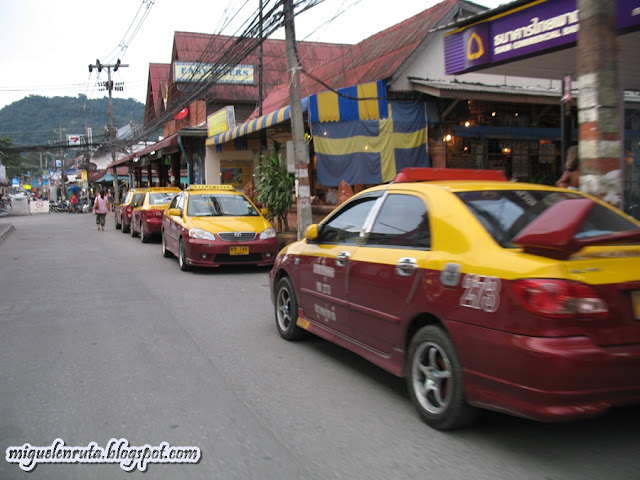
[101,0,157,64]
[113,0,327,150]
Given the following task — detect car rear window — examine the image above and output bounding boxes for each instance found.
[455,190,639,247]
[132,193,144,207]
[149,192,177,205]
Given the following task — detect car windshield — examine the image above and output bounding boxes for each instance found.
[149,192,177,206]
[455,189,639,248]
[187,194,259,217]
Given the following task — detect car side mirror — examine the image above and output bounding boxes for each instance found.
[260,208,268,217]
[167,208,181,217]
[304,224,319,240]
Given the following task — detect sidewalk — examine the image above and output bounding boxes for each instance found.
[0,222,15,245]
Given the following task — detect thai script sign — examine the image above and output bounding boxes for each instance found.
[445,0,639,75]
[491,0,579,62]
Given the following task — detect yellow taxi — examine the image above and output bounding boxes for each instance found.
[161,184,278,271]
[130,187,181,243]
[114,188,148,234]
[269,167,640,430]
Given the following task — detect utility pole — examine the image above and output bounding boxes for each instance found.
[54,126,65,198]
[576,0,623,208]
[283,0,312,238]
[89,59,128,203]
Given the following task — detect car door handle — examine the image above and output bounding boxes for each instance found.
[336,251,351,267]
[395,257,418,276]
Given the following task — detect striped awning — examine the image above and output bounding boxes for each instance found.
[206,97,309,146]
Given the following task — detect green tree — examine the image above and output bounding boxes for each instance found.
[256,149,295,232]
[0,137,27,179]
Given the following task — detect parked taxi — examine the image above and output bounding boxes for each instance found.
[130,187,181,243]
[114,188,147,233]
[161,184,278,271]
[269,167,640,430]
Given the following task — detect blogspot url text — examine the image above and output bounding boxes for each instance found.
[5,438,201,472]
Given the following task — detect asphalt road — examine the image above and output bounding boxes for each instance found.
[1,213,639,480]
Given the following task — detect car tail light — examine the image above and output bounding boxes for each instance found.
[142,210,163,218]
[512,279,608,319]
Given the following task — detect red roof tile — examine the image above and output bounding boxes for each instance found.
[164,32,350,119]
[144,63,171,124]
[260,0,460,113]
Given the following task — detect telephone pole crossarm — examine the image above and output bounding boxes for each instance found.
[88,59,128,203]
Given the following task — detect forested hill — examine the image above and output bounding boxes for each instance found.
[0,95,145,148]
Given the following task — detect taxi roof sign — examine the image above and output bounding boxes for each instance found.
[187,184,235,191]
[394,168,507,183]
[146,186,181,191]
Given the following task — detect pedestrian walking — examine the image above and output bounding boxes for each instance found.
[93,191,109,231]
[69,192,79,213]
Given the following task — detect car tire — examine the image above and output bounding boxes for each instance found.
[162,233,173,258]
[275,276,307,341]
[122,221,129,234]
[115,215,121,230]
[131,221,139,237]
[406,325,478,430]
[140,223,149,243]
[178,238,191,271]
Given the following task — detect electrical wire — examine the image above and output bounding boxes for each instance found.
[101,0,156,65]
[9,0,358,153]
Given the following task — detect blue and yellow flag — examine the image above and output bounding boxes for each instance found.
[311,100,429,186]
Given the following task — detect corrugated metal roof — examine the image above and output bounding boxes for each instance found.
[410,78,564,98]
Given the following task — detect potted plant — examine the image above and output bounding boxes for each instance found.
[256,149,295,239]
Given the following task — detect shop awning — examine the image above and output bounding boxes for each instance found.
[133,133,179,158]
[109,133,179,168]
[207,97,309,146]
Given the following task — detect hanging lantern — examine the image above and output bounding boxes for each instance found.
[174,107,189,120]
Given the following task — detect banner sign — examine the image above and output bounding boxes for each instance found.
[207,106,236,137]
[30,200,50,214]
[67,134,84,146]
[618,0,640,30]
[445,0,637,75]
[173,62,254,84]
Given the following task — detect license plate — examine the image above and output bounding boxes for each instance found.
[632,291,640,320]
[230,246,249,255]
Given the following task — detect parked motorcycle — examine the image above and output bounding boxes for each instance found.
[50,200,69,212]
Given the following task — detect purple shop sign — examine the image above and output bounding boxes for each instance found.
[618,0,640,30]
[445,0,640,75]
[444,0,640,75]
[444,0,578,74]
[491,0,578,63]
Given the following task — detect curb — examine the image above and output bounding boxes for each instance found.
[0,223,15,245]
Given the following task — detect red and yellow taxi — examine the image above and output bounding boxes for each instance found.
[130,187,181,243]
[114,188,147,234]
[161,184,278,271]
[269,167,640,430]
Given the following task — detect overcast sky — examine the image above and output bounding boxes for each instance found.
[0,0,505,110]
